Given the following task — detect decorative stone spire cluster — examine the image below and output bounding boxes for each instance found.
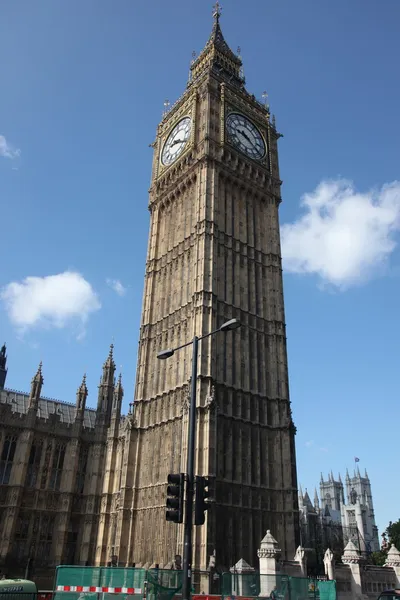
[96,343,118,426]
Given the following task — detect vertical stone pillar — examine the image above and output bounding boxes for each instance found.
[355,499,367,553]
[0,428,34,561]
[258,530,281,597]
[80,442,104,565]
[323,548,335,581]
[230,558,255,597]
[385,545,400,586]
[294,546,307,576]
[53,437,80,565]
[341,541,363,599]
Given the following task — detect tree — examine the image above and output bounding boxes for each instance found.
[370,519,400,565]
[371,551,386,566]
[386,520,400,551]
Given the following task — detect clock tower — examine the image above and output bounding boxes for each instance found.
[109,6,299,570]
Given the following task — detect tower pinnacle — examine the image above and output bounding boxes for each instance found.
[112,373,124,415]
[29,361,43,410]
[190,4,242,85]
[0,342,7,389]
[97,344,116,425]
[76,373,88,412]
[213,1,222,22]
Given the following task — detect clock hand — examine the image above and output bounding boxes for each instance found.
[239,129,251,143]
[171,138,184,147]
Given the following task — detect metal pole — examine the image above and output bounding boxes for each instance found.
[182,335,199,600]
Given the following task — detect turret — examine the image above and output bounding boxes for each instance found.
[29,361,43,410]
[96,344,116,426]
[0,343,7,389]
[75,373,88,420]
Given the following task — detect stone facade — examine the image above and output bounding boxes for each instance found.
[0,345,122,584]
[115,8,299,571]
[0,8,299,580]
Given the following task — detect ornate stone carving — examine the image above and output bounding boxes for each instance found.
[113,492,120,512]
[341,540,361,564]
[257,530,281,558]
[181,387,190,413]
[294,546,305,562]
[385,544,400,567]
[205,385,218,412]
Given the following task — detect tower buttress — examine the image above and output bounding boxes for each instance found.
[29,361,43,410]
[0,343,7,389]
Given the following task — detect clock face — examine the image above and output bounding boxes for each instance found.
[226,113,266,160]
[161,117,192,166]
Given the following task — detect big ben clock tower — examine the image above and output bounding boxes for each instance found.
[105,5,299,571]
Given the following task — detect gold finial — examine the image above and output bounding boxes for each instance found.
[213,1,222,22]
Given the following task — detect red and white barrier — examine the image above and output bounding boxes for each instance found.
[56,586,142,594]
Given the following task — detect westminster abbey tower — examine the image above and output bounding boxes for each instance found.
[0,7,299,579]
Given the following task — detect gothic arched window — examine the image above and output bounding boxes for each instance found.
[325,492,332,508]
[0,435,17,484]
[49,443,66,491]
[26,440,43,488]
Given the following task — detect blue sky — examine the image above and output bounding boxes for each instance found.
[1,0,400,539]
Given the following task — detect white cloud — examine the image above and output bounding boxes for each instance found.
[106,278,127,296]
[1,271,101,336]
[281,179,400,289]
[0,135,20,159]
[305,440,314,448]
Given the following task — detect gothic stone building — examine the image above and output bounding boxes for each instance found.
[298,469,380,573]
[0,7,299,579]
[0,344,124,582]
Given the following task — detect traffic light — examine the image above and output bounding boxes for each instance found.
[194,475,210,526]
[166,473,185,523]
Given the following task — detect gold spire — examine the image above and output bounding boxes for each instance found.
[212,1,222,22]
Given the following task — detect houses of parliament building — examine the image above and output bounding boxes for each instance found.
[0,5,300,583]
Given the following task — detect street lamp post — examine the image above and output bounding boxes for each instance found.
[157,318,241,600]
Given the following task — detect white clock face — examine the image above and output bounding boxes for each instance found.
[226,113,266,160]
[161,117,192,166]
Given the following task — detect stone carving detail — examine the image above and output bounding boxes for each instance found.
[113,492,120,512]
[385,544,400,567]
[341,540,361,564]
[294,546,305,562]
[181,386,190,413]
[257,530,281,558]
[205,385,218,412]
